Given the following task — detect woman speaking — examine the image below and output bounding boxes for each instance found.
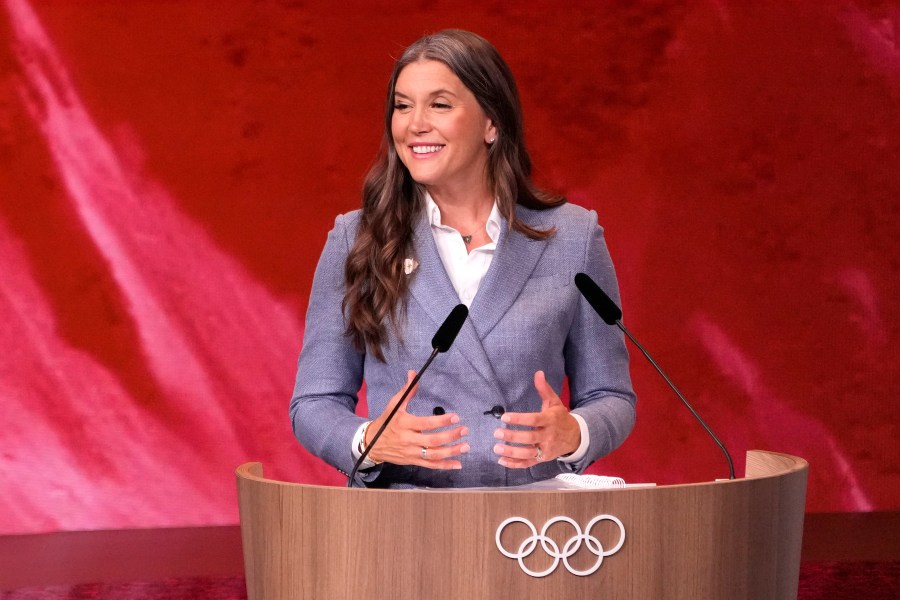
[290,30,635,488]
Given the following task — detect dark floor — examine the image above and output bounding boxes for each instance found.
[0,512,897,590]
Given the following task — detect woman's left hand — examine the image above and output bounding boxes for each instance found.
[492,370,581,468]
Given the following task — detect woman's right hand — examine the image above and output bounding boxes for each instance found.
[365,371,470,468]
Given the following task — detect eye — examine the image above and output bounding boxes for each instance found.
[393,102,411,112]
[432,102,452,110]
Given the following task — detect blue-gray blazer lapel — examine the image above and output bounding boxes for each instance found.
[469,206,550,338]
[407,212,459,326]
[407,207,551,394]
[407,213,501,390]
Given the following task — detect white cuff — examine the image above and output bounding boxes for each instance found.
[557,413,590,464]
[351,421,377,470]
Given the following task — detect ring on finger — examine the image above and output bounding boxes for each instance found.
[535,445,543,461]
[421,447,428,460]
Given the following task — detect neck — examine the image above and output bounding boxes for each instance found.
[428,186,493,234]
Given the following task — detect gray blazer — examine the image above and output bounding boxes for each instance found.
[290,201,636,488]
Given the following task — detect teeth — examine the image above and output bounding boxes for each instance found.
[412,145,444,154]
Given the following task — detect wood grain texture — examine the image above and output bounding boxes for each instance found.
[237,450,808,599]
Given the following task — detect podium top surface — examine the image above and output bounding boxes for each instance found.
[235,449,808,493]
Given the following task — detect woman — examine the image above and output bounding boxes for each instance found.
[290,30,635,488]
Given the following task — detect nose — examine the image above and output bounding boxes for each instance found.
[408,105,431,134]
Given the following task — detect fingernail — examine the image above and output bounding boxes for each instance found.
[460,443,470,453]
[453,463,462,470]
[461,427,470,436]
[500,415,510,423]
[498,458,509,468]
[450,414,460,424]
[493,429,503,439]
[493,443,504,455]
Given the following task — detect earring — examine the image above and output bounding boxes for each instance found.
[489,137,496,144]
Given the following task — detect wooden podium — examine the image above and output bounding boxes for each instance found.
[236,450,807,599]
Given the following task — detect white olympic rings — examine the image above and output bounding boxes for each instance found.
[495,514,625,577]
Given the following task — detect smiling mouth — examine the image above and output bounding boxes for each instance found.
[411,145,445,155]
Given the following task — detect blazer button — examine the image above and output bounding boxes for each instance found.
[483,405,505,419]
[432,406,446,416]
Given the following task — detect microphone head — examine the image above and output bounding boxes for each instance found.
[431,304,469,352]
[574,272,622,325]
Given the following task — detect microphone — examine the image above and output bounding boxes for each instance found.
[574,273,735,480]
[431,304,469,351]
[347,304,469,487]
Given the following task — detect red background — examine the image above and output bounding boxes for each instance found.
[1,0,897,534]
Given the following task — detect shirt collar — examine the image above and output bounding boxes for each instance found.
[424,191,502,243]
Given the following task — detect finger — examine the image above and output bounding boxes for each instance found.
[389,414,468,448]
[418,425,470,448]
[418,441,471,463]
[388,370,418,405]
[500,410,544,428]
[493,426,540,445]
[395,420,468,447]
[533,370,560,411]
[405,411,462,433]
[366,371,419,448]
[368,426,465,467]
[394,410,464,437]
[414,441,470,470]
[493,442,542,462]
[392,370,419,407]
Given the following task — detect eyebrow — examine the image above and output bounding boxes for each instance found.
[393,88,460,99]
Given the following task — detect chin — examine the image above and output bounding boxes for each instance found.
[405,169,441,187]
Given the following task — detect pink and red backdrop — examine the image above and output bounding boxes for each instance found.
[0,1,897,534]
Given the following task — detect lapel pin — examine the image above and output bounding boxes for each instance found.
[403,258,419,275]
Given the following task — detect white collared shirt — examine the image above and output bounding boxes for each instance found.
[424,192,500,307]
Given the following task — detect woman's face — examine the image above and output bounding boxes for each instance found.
[391,60,496,199]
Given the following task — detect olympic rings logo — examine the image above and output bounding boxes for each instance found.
[495,515,626,577]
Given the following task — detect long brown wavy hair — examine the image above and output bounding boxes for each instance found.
[344,29,565,360]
